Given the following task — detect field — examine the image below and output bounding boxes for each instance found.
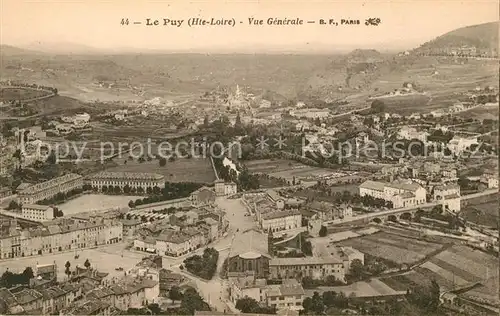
[370,58,498,115]
[459,200,499,228]
[0,87,51,101]
[334,231,444,265]
[381,245,499,305]
[58,194,142,214]
[371,94,432,115]
[456,103,499,121]
[106,156,216,183]
[293,185,360,202]
[305,278,405,298]
[245,159,342,182]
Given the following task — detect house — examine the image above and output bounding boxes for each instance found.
[266,279,305,311]
[480,173,499,189]
[266,190,285,209]
[21,204,54,222]
[190,186,216,207]
[334,246,365,275]
[260,210,302,233]
[121,219,143,237]
[359,179,426,208]
[214,180,238,196]
[447,136,479,155]
[229,275,267,305]
[12,288,44,313]
[269,256,345,282]
[397,126,429,142]
[433,184,461,213]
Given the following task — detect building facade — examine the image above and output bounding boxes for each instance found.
[359,180,426,209]
[17,173,83,205]
[1,219,123,259]
[88,172,165,193]
[190,186,216,207]
[21,204,54,222]
[266,279,305,311]
[261,210,302,233]
[214,180,238,196]
[269,257,345,282]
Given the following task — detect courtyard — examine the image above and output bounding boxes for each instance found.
[58,194,142,215]
[0,242,144,281]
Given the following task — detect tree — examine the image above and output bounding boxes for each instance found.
[371,99,386,113]
[373,217,382,224]
[303,291,324,314]
[348,259,365,279]
[128,200,135,208]
[407,280,440,313]
[123,185,131,194]
[46,151,57,164]
[179,286,210,315]
[84,259,91,269]
[235,297,260,313]
[322,291,338,307]
[65,261,71,278]
[319,225,328,237]
[159,158,167,167]
[22,267,34,281]
[7,200,19,210]
[169,285,183,303]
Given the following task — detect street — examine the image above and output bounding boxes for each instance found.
[163,197,257,312]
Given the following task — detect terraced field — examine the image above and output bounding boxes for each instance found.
[334,231,444,265]
[381,245,499,305]
[246,159,337,181]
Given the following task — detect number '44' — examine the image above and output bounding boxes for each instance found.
[121,18,129,25]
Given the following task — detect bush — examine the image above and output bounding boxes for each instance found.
[319,225,328,237]
[183,248,219,280]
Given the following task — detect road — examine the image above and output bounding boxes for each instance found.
[165,197,257,312]
[329,189,498,225]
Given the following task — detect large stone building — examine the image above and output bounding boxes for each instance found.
[214,180,238,196]
[228,275,305,312]
[190,186,217,207]
[269,256,346,282]
[359,179,427,209]
[261,210,302,233]
[266,279,305,311]
[433,184,461,213]
[0,219,123,259]
[17,173,83,205]
[88,172,165,192]
[21,204,54,222]
[227,229,270,278]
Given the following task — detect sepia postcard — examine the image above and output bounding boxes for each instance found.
[0,0,498,315]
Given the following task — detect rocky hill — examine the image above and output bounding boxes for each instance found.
[415,22,498,54]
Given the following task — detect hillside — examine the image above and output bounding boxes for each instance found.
[0,22,497,105]
[0,45,45,56]
[415,22,499,53]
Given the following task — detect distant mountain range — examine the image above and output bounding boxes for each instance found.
[0,44,46,56]
[0,22,497,103]
[1,22,498,55]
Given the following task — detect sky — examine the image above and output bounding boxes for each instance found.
[1,0,499,53]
